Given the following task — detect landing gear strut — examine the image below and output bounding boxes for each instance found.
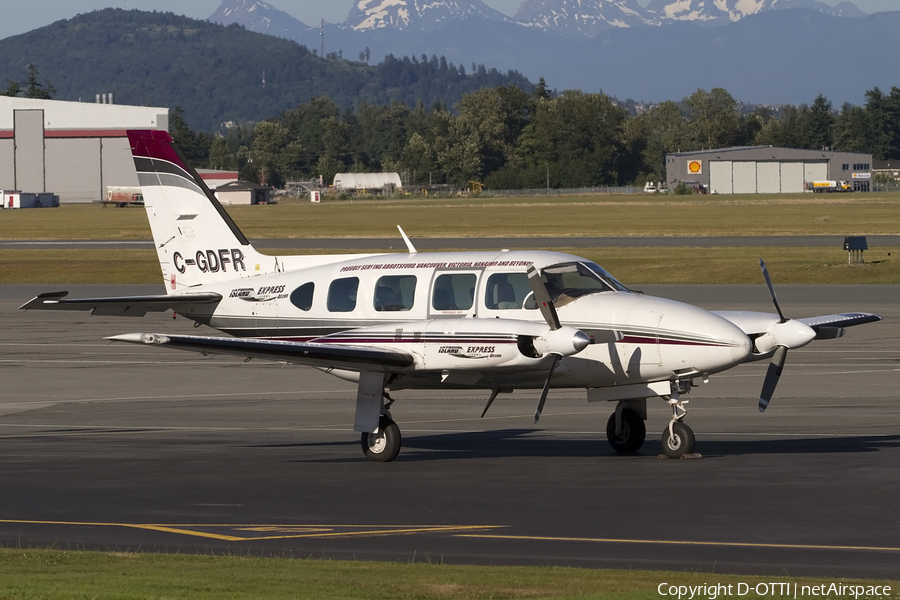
[355,373,402,462]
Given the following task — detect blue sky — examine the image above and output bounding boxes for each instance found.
[1,0,895,41]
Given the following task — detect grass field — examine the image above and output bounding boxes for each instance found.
[0,549,895,600]
[1,193,900,240]
[1,193,899,284]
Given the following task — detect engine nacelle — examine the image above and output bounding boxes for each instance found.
[533,327,591,357]
[315,318,594,373]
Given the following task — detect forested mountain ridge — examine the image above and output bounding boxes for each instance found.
[0,9,532,131]
[215,0,896,107]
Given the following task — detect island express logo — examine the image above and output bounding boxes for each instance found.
[173,249,246,274]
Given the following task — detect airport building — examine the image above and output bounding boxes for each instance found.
[666,147,874,194]
[0,96,169,204]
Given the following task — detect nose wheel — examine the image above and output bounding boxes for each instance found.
[661,398,695,458]
[661,421,695,458]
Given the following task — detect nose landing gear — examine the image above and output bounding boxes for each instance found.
[661,396,695,458]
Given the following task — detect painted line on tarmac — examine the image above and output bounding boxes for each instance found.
[456,533,900,553]
[0,519,502,542]
[0,388,350,405]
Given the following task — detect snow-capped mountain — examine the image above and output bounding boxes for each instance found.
[645,0,864,24]
[346,0,514,31]
[515,0,659,36]
[209,0,309,37]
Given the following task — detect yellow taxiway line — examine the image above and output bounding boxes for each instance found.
[0,520,502,542]
[457,533,900,553]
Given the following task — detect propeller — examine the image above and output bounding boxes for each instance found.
[526,266,589,423]
[759,259,786,323]
[757,259,816,412]
[527,265,560,331]
[533,355,561,423]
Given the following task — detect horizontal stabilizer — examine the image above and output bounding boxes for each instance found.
[107,333,414,371]
[19,291,222,317]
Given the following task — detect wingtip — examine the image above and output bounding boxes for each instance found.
[106,333,169,344]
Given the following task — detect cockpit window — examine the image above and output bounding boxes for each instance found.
[583,262,630,292]
[540,261,629,303]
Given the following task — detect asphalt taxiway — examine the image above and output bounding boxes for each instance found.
[1,284,899,579]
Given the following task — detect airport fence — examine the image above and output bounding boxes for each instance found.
[479,186,639,197]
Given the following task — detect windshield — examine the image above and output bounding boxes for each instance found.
[541,261,629,303]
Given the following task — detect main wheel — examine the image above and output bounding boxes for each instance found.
[606,409,646,453]
[360,415,401,462]
[660,421,695,458]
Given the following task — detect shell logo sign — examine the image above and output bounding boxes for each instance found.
[688,160,702,175]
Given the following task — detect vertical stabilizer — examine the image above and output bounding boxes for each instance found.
[128,130,276,292]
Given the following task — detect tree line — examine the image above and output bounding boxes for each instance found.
[169,83,900,190]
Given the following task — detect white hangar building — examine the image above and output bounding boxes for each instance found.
[333,172,402,192]
[666,147,873,194]
[0,97,168,203]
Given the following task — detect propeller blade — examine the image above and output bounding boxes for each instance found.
[758,345,788,412]
[527,265,560,331]
[534,354,561,423]
[480,389,500,418]
[759,259,787,323]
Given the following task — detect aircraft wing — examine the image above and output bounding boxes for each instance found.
[19,291,222,317]
[107,333,415,371]
[713,310,882,340]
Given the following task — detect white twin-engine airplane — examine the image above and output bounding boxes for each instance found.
[21,130,882,461]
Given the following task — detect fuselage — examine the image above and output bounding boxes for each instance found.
[173,249,752,391]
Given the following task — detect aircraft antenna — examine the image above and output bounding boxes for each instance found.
[397,226,418,254]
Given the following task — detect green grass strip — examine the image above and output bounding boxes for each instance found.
[2,194,900,240]
[0,548,896,600]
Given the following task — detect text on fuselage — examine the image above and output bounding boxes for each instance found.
[173,249,246,274]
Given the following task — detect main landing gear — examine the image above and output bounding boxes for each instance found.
[606,405,646,453]
[361,414,402,462]
[359,392,401,462]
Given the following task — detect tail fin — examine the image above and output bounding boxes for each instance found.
[128,130,276,292]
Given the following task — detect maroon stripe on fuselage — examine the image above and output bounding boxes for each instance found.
[620,335,734,347]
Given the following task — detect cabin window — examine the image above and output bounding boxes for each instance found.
[327,277,359,312]
[484,273,535,310]
[432,273,476,311]
[289,282,314,311]
[374,275,416,311]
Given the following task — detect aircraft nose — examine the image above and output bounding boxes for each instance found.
[701,310,753,364]
[659,302,752,370]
